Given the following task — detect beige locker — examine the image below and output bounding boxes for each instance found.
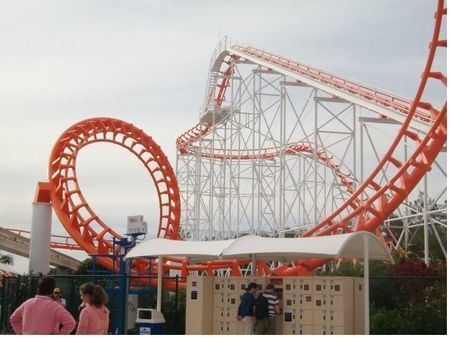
[328,324,345,335]
[283,308,297,324]
[186,275,214,334]
[283,293,297,308]
[213,306,226,321]
[328,294,345,309]
[297,308,313,323]
[213,277,225,293]
[298,294,313,309]
[313,323,328,335]
[226,306,239,321]
[283,323,297,335]
[297,323,314,335]
[353,277,365,334]
[227,293,241,307]
[237,280,248,292]
[312,277,329,294]
[227,321,240,334]
[213,291,226,306]
[227,277,261,294]
[213,320,236,335]
[312,294,327,309]
[313,323,346,335]
[328,309,345,325]
[298,277,313,294]
[283,277,299,294]
[313,309,328,324]
[212,321,224,335]
[224,278,239,293]
[328,277,353,295]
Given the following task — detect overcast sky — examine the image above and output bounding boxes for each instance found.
[0,0,442,270]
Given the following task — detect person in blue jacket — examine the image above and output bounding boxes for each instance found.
[237,282,258,334]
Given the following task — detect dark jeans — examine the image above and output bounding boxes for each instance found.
[255,318,269,334]
[255,317,276,334]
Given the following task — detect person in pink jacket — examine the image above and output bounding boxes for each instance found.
[76,283,110,335]
[10,276,76,334]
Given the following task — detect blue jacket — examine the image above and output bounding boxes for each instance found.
[238,291,255,317]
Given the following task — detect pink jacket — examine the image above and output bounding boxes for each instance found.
[76,304,110,335]
[10,295,76,334]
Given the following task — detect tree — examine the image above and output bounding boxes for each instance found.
[75,258,93,275]
[0,254,12,265]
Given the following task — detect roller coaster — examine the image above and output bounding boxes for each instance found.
[30,1,446,289]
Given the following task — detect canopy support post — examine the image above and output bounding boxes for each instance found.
[157,256,163,312]
[363,234,370,335]
[251,254,256,276]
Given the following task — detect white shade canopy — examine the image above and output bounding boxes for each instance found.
[125,231,392,262]
[124,237,235,260]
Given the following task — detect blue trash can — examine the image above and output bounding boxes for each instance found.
[135,308,166,335]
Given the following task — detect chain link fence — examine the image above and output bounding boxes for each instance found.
[0,274,184,334]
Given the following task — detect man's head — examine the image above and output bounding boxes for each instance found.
[266,283,275,293]
[37,276,56,296]
[54,287,61,295]
[248,282,258,294]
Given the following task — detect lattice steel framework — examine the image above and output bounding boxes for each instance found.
[177,0,447,270]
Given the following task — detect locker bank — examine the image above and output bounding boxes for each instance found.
[186,275,366,335]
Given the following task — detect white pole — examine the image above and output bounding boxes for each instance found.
[157,256,163,312]
[251,255,256,276]
[29,202,52,274]
[363,234,370,335]
[423,174,430,266]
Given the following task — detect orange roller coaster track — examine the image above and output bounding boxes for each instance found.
[38,1,446,290]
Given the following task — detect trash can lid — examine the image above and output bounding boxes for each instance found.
[136,308,166,324]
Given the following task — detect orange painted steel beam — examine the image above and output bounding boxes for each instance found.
[46,118,181,288]
[175,0,446,278]
[38,1,445,290]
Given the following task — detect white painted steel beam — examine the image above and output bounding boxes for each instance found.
[228,47,430,134]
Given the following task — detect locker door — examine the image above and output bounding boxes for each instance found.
[213,306,226,321]
[328,278,344,295]
[328,309,345,326]
[214,292,227,306]
[312,294,327,309]
[226,321,239,335]
[226,279,238,293]
[227,293,241,307]
[328,294,344,310]
[297,309,313,324]
[284,293,297,308]
[297,324,313,335]
[298,294,313,309]
[298,278,312,294]
[283,278,298,294]
[312,309,328,324]
[283,309,297,323]
[282,323,297,335]
[312,277,328,294]
[312,324,328,335]
[328,325,346,335]
[213,321,226,335]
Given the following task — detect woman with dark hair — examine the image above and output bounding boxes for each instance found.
[76,283,110,334]
[10,276,76,334]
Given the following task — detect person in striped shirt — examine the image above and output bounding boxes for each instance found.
[255,284,281,334]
